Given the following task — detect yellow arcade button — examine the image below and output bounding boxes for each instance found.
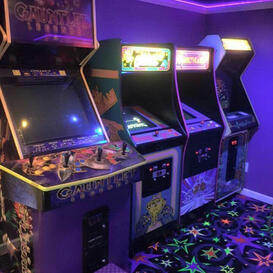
[42,166,50,171]
[49,164,56,169]
[34,170,42,175]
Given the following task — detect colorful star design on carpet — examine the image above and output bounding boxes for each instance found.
[213,237,220,243]
[130,252,162,272]
[168,238,195,254]
[220,265,235,273]
[262,241,273,248]
[221,218,232,225]
[178,257,205,273]
[249,252,273,267]
[148,242,160,251]
[224,246,234,256]
[218,202,226,208]
[227,210,239,217]
[163,248,170,253]
[201,247,220,260]
[203,221,211,226]
[261,224,273,232]
[244,215,261,224]
[186,227,205,239]
[244,226,254,234]
[160,259,173,268]
[230,200,237,206]
[250,204,269,212]
[227,234,261,253]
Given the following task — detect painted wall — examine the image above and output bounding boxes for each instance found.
[96,0,206,45]
[206,9,273,197]
[95,1,273,197]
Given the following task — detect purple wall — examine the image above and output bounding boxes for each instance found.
[206,9,273,196]
[95,1,273,197]
[96,0,206,45]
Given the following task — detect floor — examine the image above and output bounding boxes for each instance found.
[0,194,272,273]
[131,194,273,273]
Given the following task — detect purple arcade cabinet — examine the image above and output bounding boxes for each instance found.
[0,1,145,273]
[175,48,224,216]
[200,36,259,202]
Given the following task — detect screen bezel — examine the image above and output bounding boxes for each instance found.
[0,72,108,159]
[176,49,211,71]
[121,45,171,72]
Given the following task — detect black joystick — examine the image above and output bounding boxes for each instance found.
[63,152,71,168]
[29,156,34,168]
[122,142,127,155]
[97,147,103,162]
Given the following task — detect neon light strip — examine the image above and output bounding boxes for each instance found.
[174,0,272,8]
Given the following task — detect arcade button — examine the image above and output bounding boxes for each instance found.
[34,170,43,176]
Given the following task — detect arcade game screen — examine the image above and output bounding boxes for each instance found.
[122,46,171,72]
[123,108,157,133]
[183,110,196,121]
[1,77,107,148]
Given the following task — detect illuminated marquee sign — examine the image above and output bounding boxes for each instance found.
[222,39,252,51]
[122,46,171,72]
[4,0,94,48]
[176,50,210,71]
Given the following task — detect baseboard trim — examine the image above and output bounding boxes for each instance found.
[241,188,273,205]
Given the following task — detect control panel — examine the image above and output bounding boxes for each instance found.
[83,207,109,273]
[188,120,221,134]
[226,111,256,132]
[0,141,145,210]
[142,158,172,197]
[194,146,213,163]
[132,129,181,146]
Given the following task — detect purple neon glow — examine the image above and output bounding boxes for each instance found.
[34,34,92,42]
[174,0,273,8]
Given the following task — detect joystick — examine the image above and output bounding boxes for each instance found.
[29,156,34,168]
[63,152,71,168]
[97,147,103,162]
[122,143,127,155]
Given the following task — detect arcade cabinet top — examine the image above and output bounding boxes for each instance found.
[0,0,97,68]
[175,47,224,129]
[199,35,259,136]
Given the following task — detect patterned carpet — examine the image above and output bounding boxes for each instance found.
[131,194,273,273]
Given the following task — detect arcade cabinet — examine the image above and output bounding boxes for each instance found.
[0,1,144,273]
[85,41,187,255]
[200,36,259,201]
[175,48,224,215]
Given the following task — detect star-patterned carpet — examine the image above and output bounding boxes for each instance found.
[130,194,273,273]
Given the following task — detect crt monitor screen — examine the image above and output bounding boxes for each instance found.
[183,110,196,121]
[1,76,107,156]
[123,108,157,133]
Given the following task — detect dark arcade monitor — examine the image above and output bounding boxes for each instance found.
[0,72,108,159]
[123,107,161,134]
